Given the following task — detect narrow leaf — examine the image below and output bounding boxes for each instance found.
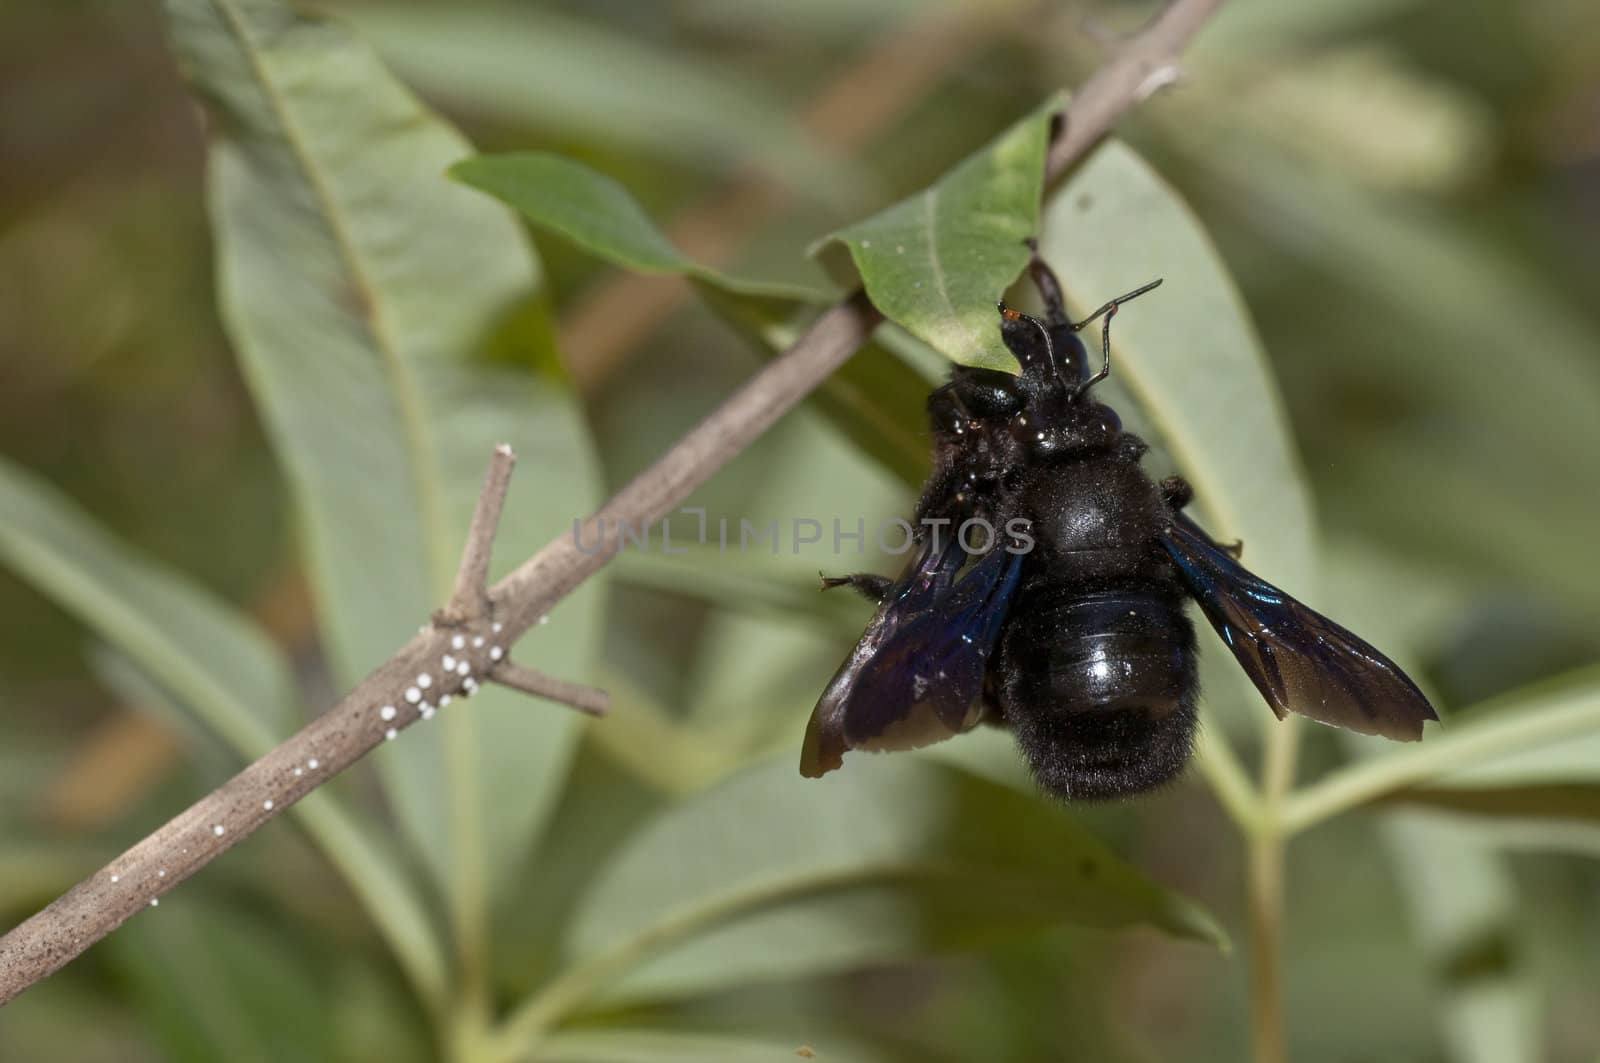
[1377,817,1541,1063]
[164,0,604,911]
[1172,131,1600,622]
[1040,140,1314,594]
[554,758,1223,1012]
[0,457,448,1005]
[454,150,934,485]
[1386,784,1600,824]
[1286,669,1600,832]
[811,96,1059,369]
[111,902,333,1063]
[1383,669,1600,829]
[453,151,815,297]
[0,458,294,747]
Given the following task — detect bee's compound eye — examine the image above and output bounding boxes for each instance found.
[953,371,1025,419]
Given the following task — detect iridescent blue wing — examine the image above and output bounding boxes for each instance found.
[801,534,965,777]
[1162,515,1437,741]
[801,544,1023,777]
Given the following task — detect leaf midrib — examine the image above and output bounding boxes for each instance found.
[210,0,485,983]
[212,0,452,603]
[497,855,1215,1049]
[920,185,986,356]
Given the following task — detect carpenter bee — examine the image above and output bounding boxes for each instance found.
[802,246,1436,799]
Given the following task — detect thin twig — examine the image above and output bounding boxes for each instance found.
[1044,0,1222,177]
[490,290,882,639]
[491,661,610,717]
[0,0,1226,1009]
[440,443,515,624]
[0,449,590,1006]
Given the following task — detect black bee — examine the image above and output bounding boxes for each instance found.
[802,246,1437,799]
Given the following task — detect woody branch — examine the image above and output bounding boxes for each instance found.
[0,0,1226,1008]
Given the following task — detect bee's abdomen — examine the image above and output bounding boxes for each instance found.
[996,585,1199,799]
[1000,587,1194,714]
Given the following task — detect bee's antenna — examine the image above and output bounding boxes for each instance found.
[1069,278,1162,400]
[997,301,1061,381]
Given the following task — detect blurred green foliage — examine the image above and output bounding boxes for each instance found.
[2,1,1599,1061]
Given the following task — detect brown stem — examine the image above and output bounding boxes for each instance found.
[0,0,1227,1009]
[0,449,595,1006]
[1044,0,1224,178]
[491,661,610,717]
[439,443,515,624]
[490,290,882,638]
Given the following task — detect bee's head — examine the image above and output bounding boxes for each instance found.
[996,303,1121,462]
[995,278,1161,404]
[997,303,1089,395]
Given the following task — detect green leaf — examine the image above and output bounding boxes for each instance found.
[0,457,294,746]
[811,96,1059,370]
[1316,547,1541,1063]
[1285,667,1600,834]
[1040,140,1314,591]
[1382,668,1600,830]
[1162,125,1600,622]
[0,457,448,1006]
[509,758,1221,1036]
[1386,784,1600,824]
[491,737,664,996]
[164,0,604,918]
[1376,818,1541,1063]
[110,902,334,1063]
[1037,140,1316,739]
[450,151,816,299]
[1419,679,1600,788]
[453,150,933,486]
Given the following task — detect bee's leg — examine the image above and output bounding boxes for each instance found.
[820,572,894,603]
[1160,475,1194,510]
[977,670,1010,730]
[1118,432,1151,462]
[928,381,975,433]
[1161,477,1243,557]
[942,368,1027,434]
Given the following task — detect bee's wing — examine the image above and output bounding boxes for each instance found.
[1161,515,1437,741]
[801,544,1023,777]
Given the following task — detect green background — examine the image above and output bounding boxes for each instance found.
[2,1,1599,1060]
